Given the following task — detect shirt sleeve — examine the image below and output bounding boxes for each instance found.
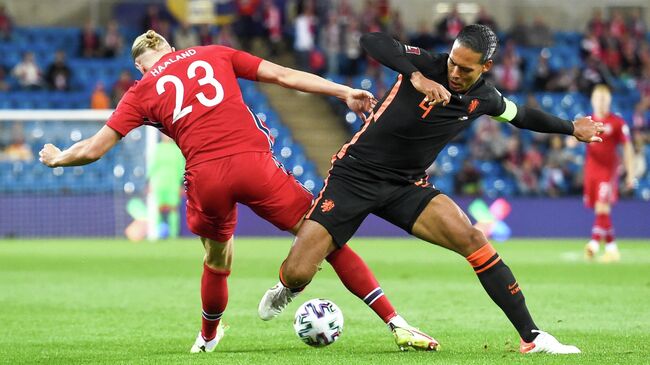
[360,32,437,76]
[230,48,263,80]
[488,87,574,135]
[486,88,517,121]
[618,120,631,144]
[105,87,145,137]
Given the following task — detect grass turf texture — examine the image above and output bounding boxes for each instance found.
[1,238,649,365]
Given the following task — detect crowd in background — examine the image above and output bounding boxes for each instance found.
[0,0,649,198]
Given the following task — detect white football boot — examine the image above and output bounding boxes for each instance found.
[258,281,301,321]
[190,322,228,353]
[520,330,581,354]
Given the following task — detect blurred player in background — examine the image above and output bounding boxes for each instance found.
[584,84,635,262]
[148,134,185,238]
[39,30,436,353]
[260,25,605,354]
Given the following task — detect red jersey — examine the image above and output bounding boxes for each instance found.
[585,113,630,177]
[106,45,270,169]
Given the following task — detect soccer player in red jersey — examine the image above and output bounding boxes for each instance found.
[39,30,435,352]
[584,85,635,262]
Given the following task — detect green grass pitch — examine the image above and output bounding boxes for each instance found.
[1,238,649,364]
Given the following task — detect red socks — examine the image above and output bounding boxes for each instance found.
[326,245,397,323]
[201,263,230,341]
[592,212,612,242]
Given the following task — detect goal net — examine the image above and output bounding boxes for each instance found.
[0,109,159,239]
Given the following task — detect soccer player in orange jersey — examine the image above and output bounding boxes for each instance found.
[584,84,635,262]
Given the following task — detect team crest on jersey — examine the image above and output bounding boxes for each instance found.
[467,99,480,113]
[320,199,335,213]
[404,45,421,55]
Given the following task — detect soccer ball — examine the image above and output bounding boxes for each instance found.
[293,298,344,347]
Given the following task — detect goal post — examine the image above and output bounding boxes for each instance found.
[0,109,161,240]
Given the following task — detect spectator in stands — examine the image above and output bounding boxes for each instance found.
[2,123,33,162]
[111,70,135,107]
[523,143,544,172]
[102,20,124,58]
[215,24,240,49]
[517,159,541,195]
[470,117,507,161]
[321,11,341,75]
[359,0,381,33]
[263,0,282,56]
[142,4,164,33]
[533,51,554,91]
[158,20,173,44]
[0,65,10,91]
[475,6,498,33]
[586,8,607,38]
[620,37,641,77]
[173,21,199,50]
[578,56,607,93]
[540,135,571,197]
[235,0,262,51]
[12,51,42,90]
[409,21,436,51]
[45,50,72,91]
[493,54,521,92]
[508,15,530,46]
[580,29,603,60]
[0,4,12,41]
[80,21,101,58]
[197,24,214,46]
[454,159,482,196]
[341,18,362,82]
[90,82,110,109]
[561,137,586,194]
[608,10,627,41]
[628,8,647,40]
[337,0,354,28]
[387,9,406,42]
[633,64,650,130]
[503,135,524,180]
[436,4,464,44]
[601,37,622,76]
[293,0,317,71]
[528,16,554,47]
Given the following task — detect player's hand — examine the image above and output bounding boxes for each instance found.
[572,116,604,143]
[345,88,376,115]
[410,71,451,107]
[39,143,62,167]
[625,176,636,190]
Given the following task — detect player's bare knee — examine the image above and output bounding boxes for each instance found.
[463,227,488,255]
[282,261,315,288]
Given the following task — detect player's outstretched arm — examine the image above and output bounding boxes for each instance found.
[360,32,450,106]
[256,60,375,114]
[494,99,604,143]
[39,125,121,167]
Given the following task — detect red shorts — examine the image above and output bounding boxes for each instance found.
[184,152,313,241]
[583,174,618,208]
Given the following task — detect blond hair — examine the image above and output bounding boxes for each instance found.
[131,30,169,60]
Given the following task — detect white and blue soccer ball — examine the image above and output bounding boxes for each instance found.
[293,298,344,347]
